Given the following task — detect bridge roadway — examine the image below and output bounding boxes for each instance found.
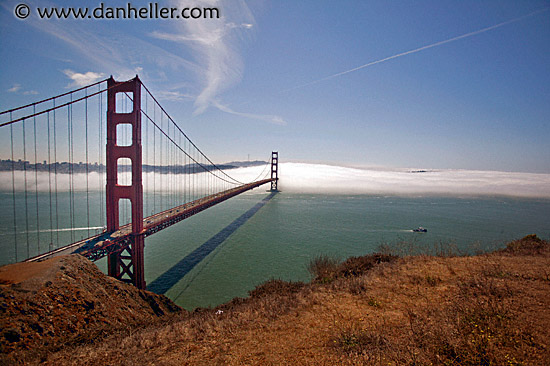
[27,178,275,263]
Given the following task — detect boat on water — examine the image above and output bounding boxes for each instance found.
[413,226,427,232]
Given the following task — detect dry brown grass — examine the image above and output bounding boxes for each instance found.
[4,235,550,365]
[307,254,340,283]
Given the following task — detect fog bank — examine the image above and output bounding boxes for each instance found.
[2,162,549,198]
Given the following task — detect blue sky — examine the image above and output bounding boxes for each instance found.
[1,0,549,173]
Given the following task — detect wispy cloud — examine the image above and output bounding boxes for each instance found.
[18,5,197,83]
[157,91,195,102]
[7,83,38,95]
[153,0,256,114]
[8,0,282,124]
[63,70,105,88]
[7,84,21,93]
[214,101,287,125]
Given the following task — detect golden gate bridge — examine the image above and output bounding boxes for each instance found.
[0,76,278,289]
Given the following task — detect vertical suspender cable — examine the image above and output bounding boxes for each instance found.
[10,113,18,262]
[167,119,170,208]
[184,133,186,203]
[184,133,185,203]
[193,146,195,201]
[33,105,40,253]
[175,130,177,203]
[98,88,102,227]
[53,99,59,246]
[47,111,53,251]
[67,101,71,242]
[85,89,90,237]
[171,122,174,207]
[175,131,177,203]
[68,98,74,243]
[175,129,178,204]
[187,137,190,202]
[171,122,173,208]
[178,131,180,201]
[167,120,170,208]
[99,87,104,228]
[22,118,30,258]
[145,91,148,216]
[159,111,164,211]
[194,148,197,200]
[193,149,196,200]
[169,121,172,207]
[153,101,156,214]
[71,100,76,240]
[179,133,182,204]
[184,137,186,204]
[169,116,172,207]
[175,132,178,204]
[167,112,170,208]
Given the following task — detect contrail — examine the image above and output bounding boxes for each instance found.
[282,8,549,93]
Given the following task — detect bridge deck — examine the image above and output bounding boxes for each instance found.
[27,178,275,263]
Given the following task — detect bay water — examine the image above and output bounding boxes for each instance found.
[1,190,549,310]
[104,192,550,310]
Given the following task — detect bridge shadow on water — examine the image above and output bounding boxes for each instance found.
[147,192,277,295]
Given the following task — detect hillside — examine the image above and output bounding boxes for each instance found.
[0,255,181,364]
[2,235,549,365]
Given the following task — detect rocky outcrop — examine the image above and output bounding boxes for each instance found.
[0,255,181,359]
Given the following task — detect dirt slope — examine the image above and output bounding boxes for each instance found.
[0,255,181,363]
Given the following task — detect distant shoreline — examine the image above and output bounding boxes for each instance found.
[0,159,266,174]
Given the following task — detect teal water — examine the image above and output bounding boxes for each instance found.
[106,192,549,309]
[1,191,549,310]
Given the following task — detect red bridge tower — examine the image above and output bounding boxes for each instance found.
[106,76,145,289]
[271,151,279,191]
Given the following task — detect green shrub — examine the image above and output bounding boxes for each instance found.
[307,255,339,282]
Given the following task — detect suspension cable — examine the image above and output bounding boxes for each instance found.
[120,86,247,188]
[140,83,245,185]
[0,79,131,128]
[250,156,273,183]
[0,78,108,116]
[141,108,241,186]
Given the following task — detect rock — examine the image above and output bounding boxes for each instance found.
[0,255,182,358]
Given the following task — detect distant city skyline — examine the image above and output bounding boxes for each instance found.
[0,158,266,173]
[1,1,549,173]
